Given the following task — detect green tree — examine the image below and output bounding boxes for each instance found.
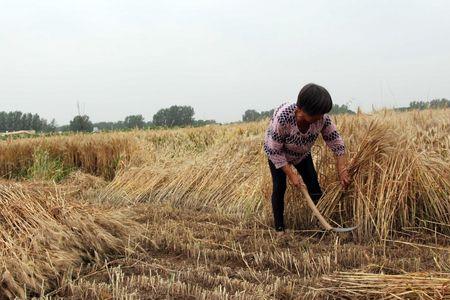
[259,109,274,119]
[11,111,23,130]
[69,115,93,132]
[242,110,261,122]
[0,111,53,132]
[44,119,57,132]
[242,109,274,122]
[22,113,33,130]
[193,119,217,127]
[0,112,6,131]
[153,105,195,127]
[330,104,355,115]
[409,101,429,110]
[124,114,145,129]
[31,114,43,131]
[430,98,450,109]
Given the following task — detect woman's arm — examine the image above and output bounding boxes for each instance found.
[265,115,289,169]
[321,115,350,188]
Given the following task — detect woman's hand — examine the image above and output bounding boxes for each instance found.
[289,173,306,188]
[336,155,350,189]
[282,164,306,188]
[338,167,350,189]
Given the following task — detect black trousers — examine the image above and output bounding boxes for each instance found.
[268,154,323,229]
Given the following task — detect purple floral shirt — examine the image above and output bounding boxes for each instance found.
[264,102,345,169]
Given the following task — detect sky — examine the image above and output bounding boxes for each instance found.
[1,0,449,125]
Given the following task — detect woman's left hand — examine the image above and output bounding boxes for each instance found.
[336,155,350,189]
[338,167,350,189]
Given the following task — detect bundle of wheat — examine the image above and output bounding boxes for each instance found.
[318,117,450,241]
[62,170,108,191]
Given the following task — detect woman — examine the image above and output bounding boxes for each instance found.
[264,83,350,232]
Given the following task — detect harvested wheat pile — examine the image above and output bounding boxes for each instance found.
[319,118,450,241]
[100,134,267,216]
[0,181,142,298]
[63,170,108,191]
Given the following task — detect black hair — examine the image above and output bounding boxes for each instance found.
[296,83,333,115]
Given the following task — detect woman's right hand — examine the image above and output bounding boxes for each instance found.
[282,164,306,188]
[289,173,305,188]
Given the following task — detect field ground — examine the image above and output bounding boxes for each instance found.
[65,204,450,299]
[0,109,449,299]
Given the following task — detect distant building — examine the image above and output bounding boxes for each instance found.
[1,130,36,137]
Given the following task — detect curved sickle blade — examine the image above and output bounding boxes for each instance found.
[299,185,358,233]
[331,226,358,233]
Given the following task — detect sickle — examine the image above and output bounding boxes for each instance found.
[299,185,357,233]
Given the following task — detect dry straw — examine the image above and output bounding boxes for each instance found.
[316,271,450,299]
[0,180,141,298]
[101,109,450,241]
[318,111,450,241]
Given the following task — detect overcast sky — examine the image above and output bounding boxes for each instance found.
[1,0,449,124]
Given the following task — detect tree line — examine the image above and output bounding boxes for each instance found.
[0,111,56,132]
[1,99,448,133]
[0,105,216,133]
[407,98,450,110]
[61,105,216,132]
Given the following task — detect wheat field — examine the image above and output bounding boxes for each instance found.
[0,109,449,299]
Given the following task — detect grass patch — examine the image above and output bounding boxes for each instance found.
[27,148,73,182]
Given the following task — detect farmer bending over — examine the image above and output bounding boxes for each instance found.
[264,83,350,232]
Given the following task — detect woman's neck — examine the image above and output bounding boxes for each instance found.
[297,119,310,133]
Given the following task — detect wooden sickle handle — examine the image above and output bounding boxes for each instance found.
[299,185,333,231]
